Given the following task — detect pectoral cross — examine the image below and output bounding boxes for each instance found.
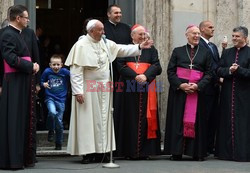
[189,62,194,69]
[135,62,140,69]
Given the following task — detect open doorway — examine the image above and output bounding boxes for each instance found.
[36,0,108,130]
[36,0,108,58]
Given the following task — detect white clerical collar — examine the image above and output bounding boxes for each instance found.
[201,36,209,44]
[9,24,22,33]
[236,43,247,50]
[109,20,117,26]
[86,34,99,43]
[187,43,196,48]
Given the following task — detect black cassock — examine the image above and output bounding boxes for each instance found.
[0,27,7,94]
[104,21,132,85]
[0,26,35,169]
[21,27,41,166]
[164,44,211,159]
[114,46,162,158]
[216,45,250,161]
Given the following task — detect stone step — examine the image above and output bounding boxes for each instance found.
[36,130,69,147]
[36,130,69,156]
[36,147,69,156]
[36,131,164,156]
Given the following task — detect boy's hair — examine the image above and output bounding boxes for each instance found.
[50,54,64,63]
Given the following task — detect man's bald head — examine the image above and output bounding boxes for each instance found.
[199,20,214,40]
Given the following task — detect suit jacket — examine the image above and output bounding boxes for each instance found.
[199,37,220,95]
[199,38,220,71]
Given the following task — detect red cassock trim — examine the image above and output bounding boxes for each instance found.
[126,62,158,139]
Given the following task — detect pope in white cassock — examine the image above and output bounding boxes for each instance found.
[65,19,153,163]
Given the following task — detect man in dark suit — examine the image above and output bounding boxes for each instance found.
[199,20,221,155]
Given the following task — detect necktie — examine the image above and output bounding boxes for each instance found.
[208,42,215,56]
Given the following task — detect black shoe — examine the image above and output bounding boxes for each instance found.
[81,154,94,164]
[48,130,54,142]
[170,155,182,161]
[193,157,205,161]
[94,154,113,163]
[81,157,91,164]
[127,156,150,160]
[24,163,35,167]
[55,143,62,150]
[207,148,215,156]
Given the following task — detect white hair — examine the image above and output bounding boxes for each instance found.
[86,19,99,32]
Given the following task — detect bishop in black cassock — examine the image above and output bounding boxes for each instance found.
[164,25,211,161]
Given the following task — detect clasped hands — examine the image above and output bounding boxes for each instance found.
[135,74,147,84]
[229,63,239,73]
[179,83,198,94]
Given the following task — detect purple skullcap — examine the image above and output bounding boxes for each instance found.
[186,24,197,31]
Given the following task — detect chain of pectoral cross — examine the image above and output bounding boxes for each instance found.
[91,41,105,66]
[186,45,199,69]
[134,55,140,69]
[189,48,195,69]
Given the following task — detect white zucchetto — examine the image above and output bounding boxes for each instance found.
[86,19,99,32]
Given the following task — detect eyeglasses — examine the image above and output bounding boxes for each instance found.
[20,16,29,20]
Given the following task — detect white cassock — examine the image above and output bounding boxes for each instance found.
[65,34,141,155]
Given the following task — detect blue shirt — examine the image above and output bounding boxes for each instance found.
[41,68,70,103]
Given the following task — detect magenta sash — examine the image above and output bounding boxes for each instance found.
[176,67,203,138]
[4,56,31,73]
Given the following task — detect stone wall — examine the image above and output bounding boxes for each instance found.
[136,0,170,138]
[136,0,250,138]
[0,0,14,25]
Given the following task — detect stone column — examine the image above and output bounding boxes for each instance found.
[136,0,170,138]
[0,0,14,25]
